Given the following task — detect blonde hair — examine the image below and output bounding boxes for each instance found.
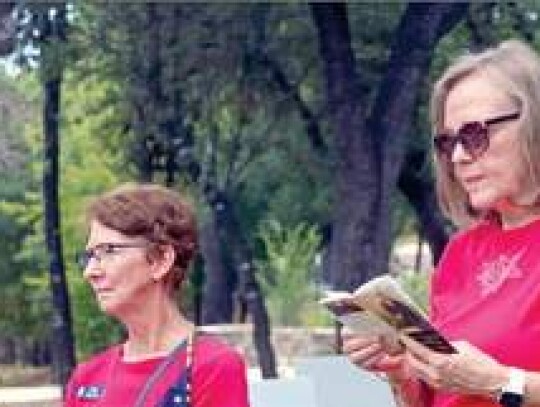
[431,40,540,227]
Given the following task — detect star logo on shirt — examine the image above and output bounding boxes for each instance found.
[477,250,524,296]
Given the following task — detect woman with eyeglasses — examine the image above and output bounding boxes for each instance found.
[64,183,249,407]
[343,40,540,407]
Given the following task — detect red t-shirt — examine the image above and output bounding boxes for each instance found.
[64,335,249,407]
[429,219,540,407]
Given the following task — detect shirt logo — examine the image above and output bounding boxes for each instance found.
[477,250,524,296]
[76,385,105,400]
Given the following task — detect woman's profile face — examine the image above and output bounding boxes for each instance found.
[82,220,154,317]
[442,72,534,215]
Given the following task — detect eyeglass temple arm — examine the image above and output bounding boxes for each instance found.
[484,112,520,126]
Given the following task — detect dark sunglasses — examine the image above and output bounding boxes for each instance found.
[75,242,147,270]
[434,111,520,161]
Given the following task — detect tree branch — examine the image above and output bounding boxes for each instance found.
[370,2,469,178]
[0,2,16,56]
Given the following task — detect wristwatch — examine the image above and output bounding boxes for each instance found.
[497,368,525,407]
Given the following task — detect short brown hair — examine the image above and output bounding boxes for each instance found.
[86,183,198,291]
[431,40,540,227]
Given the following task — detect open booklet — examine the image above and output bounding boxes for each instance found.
[320,274,456,354]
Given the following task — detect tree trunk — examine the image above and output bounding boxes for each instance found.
[0,2,15,55]
[310,3,467,290]
[212,191,277,378]
[43,76,75,386]
[38,4,75,387]
[199,219,235,323]
[0,336,16,363]
[398,148,451,264]
[311,3,382,290]
[263,39,450,268]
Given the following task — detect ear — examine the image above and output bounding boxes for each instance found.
[149,245,176,282]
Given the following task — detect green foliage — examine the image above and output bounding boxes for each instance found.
[256,219,326,326]
[0,69,50,344]
[59,69,128,358]
[0,65,126,359]
[69,278,124,356]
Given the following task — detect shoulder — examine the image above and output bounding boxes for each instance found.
[70,345,120,380]
[191,334,249,405]
[65,345,120,402]
[432,220,495,286]
[449,220,494,246]
[194,334,245,369]
[439,220,495,262]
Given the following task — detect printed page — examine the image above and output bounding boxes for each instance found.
[321,275,456,354]
[320,293,402,352]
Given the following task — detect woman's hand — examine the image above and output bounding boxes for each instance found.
[401,337,509,398]
[343,334,405,375]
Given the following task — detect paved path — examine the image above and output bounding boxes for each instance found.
[0,386,60,406]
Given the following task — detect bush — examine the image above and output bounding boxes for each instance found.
[256,219,327,326]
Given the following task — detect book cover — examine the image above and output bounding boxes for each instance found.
[320,275,456,354]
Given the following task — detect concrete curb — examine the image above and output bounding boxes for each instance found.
[0,386,60,405]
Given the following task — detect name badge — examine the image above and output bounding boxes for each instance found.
[77,385,105,400]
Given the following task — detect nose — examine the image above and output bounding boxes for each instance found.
[450,139,472,163]
[82,257,103,279]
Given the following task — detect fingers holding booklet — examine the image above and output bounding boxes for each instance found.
[320,275,456,354]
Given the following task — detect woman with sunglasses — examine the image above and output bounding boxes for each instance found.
[344,40,540,407]
[64,183,249,407]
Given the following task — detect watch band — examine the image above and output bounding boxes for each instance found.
[497,368,525,407]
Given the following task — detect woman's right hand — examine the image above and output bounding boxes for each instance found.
[343,334,406,375]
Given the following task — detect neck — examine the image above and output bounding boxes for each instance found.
[496,186,540,229]
[120,296,193,361]
[497,200,540,230]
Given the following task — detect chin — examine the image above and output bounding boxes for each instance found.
[97,299,121,316]
[467,192,501,212]
[468,200,495,212]
[98,303,115,315]
[470,196,524,216]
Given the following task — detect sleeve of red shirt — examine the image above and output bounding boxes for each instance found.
[193,348,250,407]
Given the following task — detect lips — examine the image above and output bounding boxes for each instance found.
[460,174,485,189]
[94,287,113,295]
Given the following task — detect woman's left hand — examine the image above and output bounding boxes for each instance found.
[400,337,509,397]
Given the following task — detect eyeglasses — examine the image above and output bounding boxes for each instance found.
[434,111,520,161]
[76,242,148,270]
